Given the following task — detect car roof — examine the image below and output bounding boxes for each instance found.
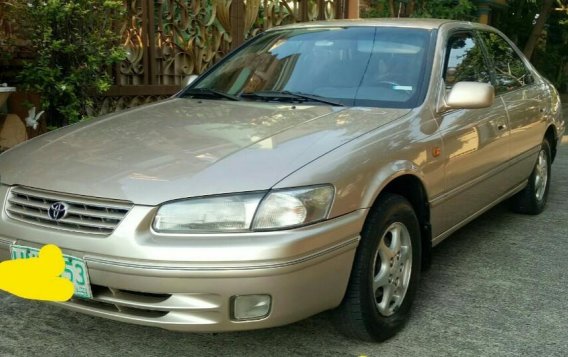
[268,18,483,31]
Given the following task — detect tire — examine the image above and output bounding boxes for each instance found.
[334,193,421,342]
[510,139,551,215]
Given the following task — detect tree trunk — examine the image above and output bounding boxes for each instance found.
[523,0,554,60]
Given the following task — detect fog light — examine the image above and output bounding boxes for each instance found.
[231,294,271,321]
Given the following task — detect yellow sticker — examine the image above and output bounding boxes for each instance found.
[0,244,74,301]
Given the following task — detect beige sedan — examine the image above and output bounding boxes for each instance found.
[0,19,564,341]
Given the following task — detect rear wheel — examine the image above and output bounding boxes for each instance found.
[334,193,421,342]
[510,139,551,215]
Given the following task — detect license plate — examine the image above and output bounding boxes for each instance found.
[10,245,93,299]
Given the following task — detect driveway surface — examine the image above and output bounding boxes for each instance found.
[0,133,567,357]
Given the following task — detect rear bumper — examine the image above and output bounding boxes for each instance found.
[0,184,366,331]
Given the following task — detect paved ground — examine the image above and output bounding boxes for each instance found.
[1,129,567,356]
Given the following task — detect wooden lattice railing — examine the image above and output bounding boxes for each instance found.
[113,0,346,88]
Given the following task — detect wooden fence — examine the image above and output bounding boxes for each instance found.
[98,0,346,113]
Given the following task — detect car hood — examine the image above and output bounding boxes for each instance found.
[0,98,410,205]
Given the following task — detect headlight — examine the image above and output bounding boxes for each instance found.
[152,185,334,233]
[252,186,334,230]
[153,193,264,233]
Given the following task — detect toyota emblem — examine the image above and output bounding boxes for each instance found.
[48,202,69,221]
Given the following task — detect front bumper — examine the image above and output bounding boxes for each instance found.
[0,185,366,332]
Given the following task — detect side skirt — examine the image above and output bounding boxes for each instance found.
[431,181,527,247]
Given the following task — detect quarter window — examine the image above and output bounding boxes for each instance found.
[478,31,533,94]
[444,32,490,89]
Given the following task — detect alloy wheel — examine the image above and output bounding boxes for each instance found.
[372,222,413,317]
[534,149,548,202]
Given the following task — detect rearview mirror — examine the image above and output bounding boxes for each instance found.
[441,82,494,112]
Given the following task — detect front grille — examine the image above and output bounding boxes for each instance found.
[5,186,132,236]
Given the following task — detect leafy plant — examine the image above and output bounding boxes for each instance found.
[492,0,568,92]
[11,0,126,127]
[411,0,476,20]
[361,0,476,21]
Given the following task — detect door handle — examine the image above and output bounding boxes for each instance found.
[498,124,507,131]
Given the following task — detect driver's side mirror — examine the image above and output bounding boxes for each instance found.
[182,75,199,87]
[439,82,495,113]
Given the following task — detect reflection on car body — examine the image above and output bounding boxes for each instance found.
[0,19,564,342]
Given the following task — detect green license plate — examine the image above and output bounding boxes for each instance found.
[10,244,93,299]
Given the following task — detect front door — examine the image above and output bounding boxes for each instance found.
[434,31,510,235]
[478,31,548,186]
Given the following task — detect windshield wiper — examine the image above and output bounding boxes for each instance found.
[240,90,344,106]
[182,88,241,101]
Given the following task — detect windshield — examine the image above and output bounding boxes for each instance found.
[187,26,432,108]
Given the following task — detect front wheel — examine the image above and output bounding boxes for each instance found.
[334,193,421,342]
[510,139,551,215]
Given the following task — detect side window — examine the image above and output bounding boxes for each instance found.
[478,31,533,94]
[444,32,490,89]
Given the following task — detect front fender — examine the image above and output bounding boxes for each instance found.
[360,160,428,210]
[272,115,444,220]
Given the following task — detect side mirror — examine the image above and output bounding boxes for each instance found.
[182,75,199,87]
[441,82,494,112]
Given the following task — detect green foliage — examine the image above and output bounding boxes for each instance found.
[12,0,126,126]
[411,0,477,20]
[491,0,540,46]
[532,10,568,91]
[361,0,477,21]
[361,0,391,18]
[492,0,568,92]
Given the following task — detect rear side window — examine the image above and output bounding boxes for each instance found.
[443,32,491,90]
[478,31,533,94]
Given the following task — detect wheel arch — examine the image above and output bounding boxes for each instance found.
[369,172,432,270]
[545,125,558,163]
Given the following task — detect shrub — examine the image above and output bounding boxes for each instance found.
[361,0,476,21]
[11,0,126,127]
